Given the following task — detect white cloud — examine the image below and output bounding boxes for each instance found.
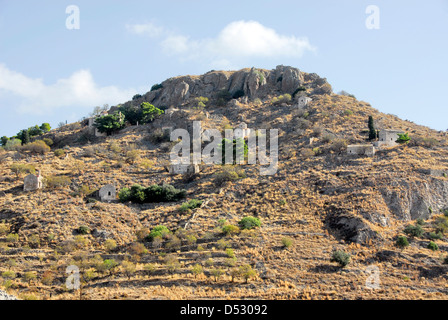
[130,20,316,65]
[125,22,165,38]
[0,64,137,115]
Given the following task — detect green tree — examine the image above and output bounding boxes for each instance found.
[368,116,377,140]
[140,102,163,124]
[238,216,261,230]
[396,235,409,249]
[94,112,125,135]
[28,125,43,137]
[220,138,248,165]
[17,129,30,145]
[40,123,51,133]
[396,132,411,144]
[1,136,9,146]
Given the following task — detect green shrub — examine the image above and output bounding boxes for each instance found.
[396,132,411,144]
[4,138,22,151]
[144,184,186,203]
[147,225,171,241]
[42,138,53,146]
[238,216,261,230]
[191,264,203,278]
[94,112,126,135]
[239,264,257,283]
[10,163,35,179]
[282,237,293,248]
[427,241,439,251]
[331,250,351,268]
[214,166,246,186]
[225,248,235,258]
[45,175,72,189]
[6,233,19,243]
[118,188,131,202]
[1,271,16,280]
[178,199,203,214]
[104,239,117,252]
[404,224,424,238]
[416,218,426,226]
[429,232,443,240]
[77,226,90,235]
[222,224,240,236]
[151,83,163,91]
[22,140,50,154]
[54,149,66,158]
[435,216,448,234]
[396,235,409,249]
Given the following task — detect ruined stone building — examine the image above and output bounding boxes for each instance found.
[23,170,43,192]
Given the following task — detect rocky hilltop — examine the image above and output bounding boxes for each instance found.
[115,65,331,111]
[1,66,448,300]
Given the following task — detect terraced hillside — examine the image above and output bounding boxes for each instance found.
[1,66,448,300]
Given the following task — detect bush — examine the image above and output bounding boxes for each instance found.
[119,184,187,204]
[42,138,53,146]
[94,112,126,135]
[239,264,257,283]
[330,250,350,268]
[427,241,439,251]
[22,140,50,154]
[214,166,246,186]
[222,224,240,236]
[238,216,261,230]
[282,237,293,248]
[396,235,409,249]
[191,264,203,278]
[6,233,19,243]
[396,133,411,144]
[104,239,117,252]
[403,224,424,238]
[54,149,66,158]
[147,225,171,241]
[330,139,348,153]
[77,226,90,235]
[144,184,187,203]
[151,83,163,91]
[45,175,72,189]
[4,139,22,151]
[429,232,443,240]
[10,163,35,179]
[178,199,203,214]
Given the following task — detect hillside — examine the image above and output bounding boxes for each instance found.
[1,65,448,300]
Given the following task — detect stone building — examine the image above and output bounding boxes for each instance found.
[374,129,404,148]
[23,170,43,192]
[297,96,312,108]
[98,184,116,202]
[169,164,200,175]
[347,144,376,156]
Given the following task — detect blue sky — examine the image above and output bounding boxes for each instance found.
[0,0,447,137]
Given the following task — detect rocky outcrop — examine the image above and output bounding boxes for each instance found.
[118,65,329,110]
[380,178,448,221]
[325,205,378,244]
[0,290,18,300]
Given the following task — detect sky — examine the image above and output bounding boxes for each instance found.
[0,0,447,137]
